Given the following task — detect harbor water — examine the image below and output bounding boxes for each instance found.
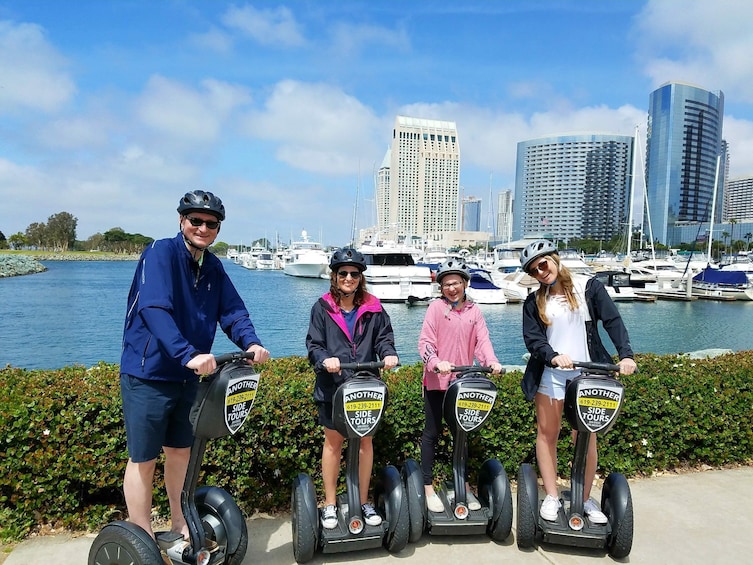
[0,259,751,370]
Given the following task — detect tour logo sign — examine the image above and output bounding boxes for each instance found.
[343,386,385,437]
[575,383,623,433]
[455,388,497,432]
[224,373,260,434]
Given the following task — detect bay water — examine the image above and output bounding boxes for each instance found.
[0,259,751,370]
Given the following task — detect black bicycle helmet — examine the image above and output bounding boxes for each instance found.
[177,190,226,221]
[436,260,470,284]
[520,239,557,272]
[329,247,367,272]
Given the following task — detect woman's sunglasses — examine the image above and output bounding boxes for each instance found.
[528,257,551,276]
[337,270,362,279]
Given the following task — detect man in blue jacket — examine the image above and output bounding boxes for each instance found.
[120,189,270,544]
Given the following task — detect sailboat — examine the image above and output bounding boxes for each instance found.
[691,156,753,300]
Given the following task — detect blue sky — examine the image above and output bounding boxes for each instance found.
[2,0,752,247]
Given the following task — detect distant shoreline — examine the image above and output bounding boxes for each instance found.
[0,251,139,277]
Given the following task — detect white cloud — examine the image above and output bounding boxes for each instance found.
[221,4,305,47]
[328,21,410,56]
[635,0,753,104]
[242,80,383,175]
[134,75,252,143]
[189,26,234,54]
[0,20,76,113]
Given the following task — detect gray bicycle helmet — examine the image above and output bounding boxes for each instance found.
[177,190,226,221]
[330,247,367,272]
[520,239,557,272]
[436,260,470,284]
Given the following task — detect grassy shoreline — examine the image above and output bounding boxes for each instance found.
[0,250,139,261]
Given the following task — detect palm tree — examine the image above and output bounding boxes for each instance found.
[746,232,752,251]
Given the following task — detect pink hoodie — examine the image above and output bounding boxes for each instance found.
[418,298,500,391]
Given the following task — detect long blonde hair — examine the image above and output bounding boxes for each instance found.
[534,254,580,326]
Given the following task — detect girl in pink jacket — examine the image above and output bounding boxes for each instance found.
[417,260,503,514]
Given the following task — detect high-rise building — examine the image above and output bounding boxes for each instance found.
[512,134,634,243]
[375,116,460,243]
[496,190,514,243]
[645,82,725,246]
[461,196,482,231]
[724,176,753,222]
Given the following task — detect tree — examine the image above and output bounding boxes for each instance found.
[8,232,27,250]
[0,230,7,249]
[25,222,47,249]
[746,232,752,251]
[46,212,77,251]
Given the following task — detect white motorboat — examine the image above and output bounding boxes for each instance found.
[691,266,753,301]
[489,270,539,303]
[255,251,277,270]
[282,230,329,279]
[359,242,434,304]
[466,269,508,304]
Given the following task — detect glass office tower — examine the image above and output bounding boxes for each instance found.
[645,82,724,246]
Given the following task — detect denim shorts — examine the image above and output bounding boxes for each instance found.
[120,374,198,462]
[537,368,580,401]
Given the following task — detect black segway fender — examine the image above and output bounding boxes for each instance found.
[377,465,409,552]
[195,485,247,559]
[478,458,513,541]
[401,458,426,542]
[602,472,634,558]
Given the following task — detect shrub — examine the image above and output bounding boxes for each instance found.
[1,352,752,540]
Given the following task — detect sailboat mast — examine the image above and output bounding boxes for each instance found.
[706,155,721,263]
[626,125,639,266]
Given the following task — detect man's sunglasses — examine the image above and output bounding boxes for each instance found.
[184,215,220,230]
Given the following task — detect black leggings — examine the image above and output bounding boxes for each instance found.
[420,388,468,485]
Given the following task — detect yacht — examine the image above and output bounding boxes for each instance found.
[466,269,508,304]
[255,251,277,270]
[282,230,329,278]
[359,241,434,304]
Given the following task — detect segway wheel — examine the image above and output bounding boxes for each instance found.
[478,458,513,542]
[602,472,634,558]
[195,486,248,565]
[291,473,319,564]
[88,521,163,565]
[401,459,426,543]
[515,464,538,549]
[375,465,409,553]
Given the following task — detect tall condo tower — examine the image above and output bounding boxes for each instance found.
[375,116,460,242]
[461,196,482,231]
[645,82,725,246]
[513,133,634,242]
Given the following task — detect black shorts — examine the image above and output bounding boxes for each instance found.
[316,401,335,430]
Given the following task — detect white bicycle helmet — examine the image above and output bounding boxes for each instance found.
[520,239,557,272]
[436,260,470,284]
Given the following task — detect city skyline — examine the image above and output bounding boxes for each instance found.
[2,1,753,247]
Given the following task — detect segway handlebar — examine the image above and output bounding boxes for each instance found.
[434,365,506,375]
[214,351,255,365]
[339,361,386,371]
[572,361,621,375]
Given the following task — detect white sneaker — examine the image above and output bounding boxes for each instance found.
[361,503,382,526]
[540,494,561,521]
[584,498,608,524]
[426,493,445,513]
[466,490,482,511]
[321,504,337,529]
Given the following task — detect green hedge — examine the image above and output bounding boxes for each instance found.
[1,352,752,541]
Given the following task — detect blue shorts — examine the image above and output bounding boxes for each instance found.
[120,374,198,462]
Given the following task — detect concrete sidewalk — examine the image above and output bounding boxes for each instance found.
[6,466,751,564]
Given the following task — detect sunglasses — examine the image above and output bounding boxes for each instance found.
[184,215,220,230]
[528,257,551,276]
[337,270,362,279]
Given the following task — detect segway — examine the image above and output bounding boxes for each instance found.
[291,361,409,563]
[89,351,261,565]
[516,361,634,558]
[402,366,513,542]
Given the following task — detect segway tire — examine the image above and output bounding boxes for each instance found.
[88,521,163,565]
[291,473,318,564]
[515,464,538,549]
[195,486,248,565]
[603,472,634,558]
[401,459,426,543]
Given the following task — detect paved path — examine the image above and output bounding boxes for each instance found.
[6,466,751,564]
